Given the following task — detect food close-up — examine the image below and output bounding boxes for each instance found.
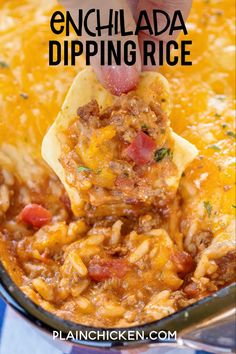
[0,0,235,353]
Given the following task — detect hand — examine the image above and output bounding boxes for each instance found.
[59,0,192,95]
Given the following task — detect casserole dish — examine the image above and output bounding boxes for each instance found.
[0,261,235,353]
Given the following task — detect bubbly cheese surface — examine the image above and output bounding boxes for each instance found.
[0,0,235,235]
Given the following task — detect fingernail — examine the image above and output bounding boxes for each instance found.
[99,63,140,96]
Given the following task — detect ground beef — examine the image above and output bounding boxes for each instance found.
[183,282,200,297]
[60,95,178,218]
[171,250,195,276]
[212,250,236,285]
[101,94,168,145]
[77,99,100,128]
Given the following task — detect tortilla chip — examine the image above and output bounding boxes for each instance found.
[42,67,198,215]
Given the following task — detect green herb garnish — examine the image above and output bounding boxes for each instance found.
[0,61,9,68]
[77,166,92,173]
[209,145,221,151]
[232,205,236,209]
[226,131,236,138]
[215,113,221,118]
[217,95,225,101]
[141,124,149,134]
[20,92,29,99]
[154,148,171,162]
[204,201,212,217]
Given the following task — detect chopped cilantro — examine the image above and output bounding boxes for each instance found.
[154,148,171,162]
[232,205,236,209]
[226,131,236,138]
[141,124,149,134]
[215,10,223,16]
[204,201,212,217]
[20,92,29,99]
[217,95,225,101]
[215,113,221,118]
[77,166,92,173]
[0,61,9,68]
[209,145,221,151]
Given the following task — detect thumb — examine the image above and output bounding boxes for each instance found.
[59,0,141,95]
[91,56,141,97]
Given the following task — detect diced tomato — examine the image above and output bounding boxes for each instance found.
[124,131,156,165]
[171,251,194,275]
[88,258,129,282]
[18,204,52,228]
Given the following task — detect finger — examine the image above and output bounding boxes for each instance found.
[126,0,139,16]
[59,0,141,95]
[92,60,141,96]
[136,0,192,70]
[138,32,167,70]
[136,0,192,42]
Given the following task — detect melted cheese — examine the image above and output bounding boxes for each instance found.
[42,68,198,214]
[0,0,235,237]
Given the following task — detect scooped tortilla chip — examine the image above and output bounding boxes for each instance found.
[42,67,198,215]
